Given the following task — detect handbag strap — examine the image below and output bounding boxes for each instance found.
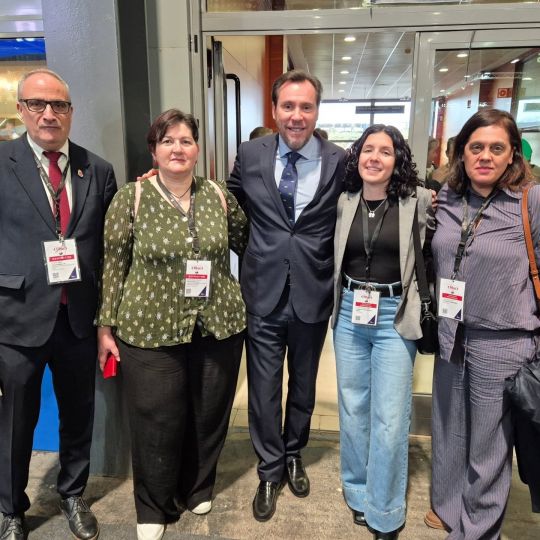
[412,202,431,304]
[522,184,540,302]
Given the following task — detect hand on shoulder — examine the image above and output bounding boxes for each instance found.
[137,168,158,181]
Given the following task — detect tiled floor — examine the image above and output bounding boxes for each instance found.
[230,327,435,433]
[23,433,540,539]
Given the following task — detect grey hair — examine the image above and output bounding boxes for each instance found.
[17,69,71,100]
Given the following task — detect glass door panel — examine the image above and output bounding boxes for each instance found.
[410,29,540,399]
[429,46,540,182]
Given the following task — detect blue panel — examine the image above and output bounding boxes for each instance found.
[0,38,46,60]
[33,365,59,452]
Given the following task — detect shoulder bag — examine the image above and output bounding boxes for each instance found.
[505,184,540,432]
[412,204,439,355]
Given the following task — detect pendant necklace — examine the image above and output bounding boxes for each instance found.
[363,197,387,218]
[169,181,192,200]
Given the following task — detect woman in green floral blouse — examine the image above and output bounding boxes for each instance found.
[97,109,247,540]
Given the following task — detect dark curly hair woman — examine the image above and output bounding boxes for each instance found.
[331,124,435,540]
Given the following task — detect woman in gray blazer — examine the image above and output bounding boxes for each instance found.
[331,125,434,540]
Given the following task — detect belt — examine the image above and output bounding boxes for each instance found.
[342,274,402,297]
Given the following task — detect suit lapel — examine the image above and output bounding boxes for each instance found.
[66,141,91,237]
[297,139,340,221]
[259,135,292,226]
[10,136,57,234]
[316,140,340,195]
[399,195,417,282]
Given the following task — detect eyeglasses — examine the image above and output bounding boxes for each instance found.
[19,99,72,114]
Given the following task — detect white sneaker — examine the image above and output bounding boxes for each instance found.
[191,500,212,515]
[137,523,165,540]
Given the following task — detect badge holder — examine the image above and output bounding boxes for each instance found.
[184,259,212,298]
[42,238,82,285]
[438,278,465,321]
[352,287,380,326]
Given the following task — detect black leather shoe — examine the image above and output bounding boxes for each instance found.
[353,510,367,526]
[370,528,399,540]
[286,458,310,497]
[59,496,99,540]
[252,481,280,522]
[0,514,24,540]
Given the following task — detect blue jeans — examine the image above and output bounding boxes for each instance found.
[333,288,416,533]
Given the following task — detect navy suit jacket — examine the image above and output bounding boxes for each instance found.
[228,133,345,324]
[0,135,117,347]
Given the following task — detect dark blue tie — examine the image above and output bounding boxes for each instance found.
[279,151,301,225]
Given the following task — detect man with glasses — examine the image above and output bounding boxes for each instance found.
[0,69,117,540]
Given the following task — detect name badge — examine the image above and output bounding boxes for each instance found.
[438,278,465,321]
[352,289,380,326]
[185,260,211,298]
[43,239,82,284]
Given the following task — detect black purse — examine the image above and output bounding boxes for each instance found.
[412,205,439,355]
[506,360,540,432]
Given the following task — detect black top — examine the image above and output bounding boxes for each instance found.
[342,198,401,283]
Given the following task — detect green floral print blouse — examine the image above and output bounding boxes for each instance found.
[97,176,247,348]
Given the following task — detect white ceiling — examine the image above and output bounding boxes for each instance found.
[288,32,538,100]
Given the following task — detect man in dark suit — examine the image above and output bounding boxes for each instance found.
[228,70,345,522]
[0,69,117,540]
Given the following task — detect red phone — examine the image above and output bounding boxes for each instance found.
[103,352,117,379]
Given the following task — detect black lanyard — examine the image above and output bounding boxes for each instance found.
[451,189,498,279]
[156,175,200,255]
[361,198,390,283]
[33,153,70,239]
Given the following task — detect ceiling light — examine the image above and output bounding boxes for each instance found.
[457,52,468,58]
[510,58,520,64]
[523,77,533,81]
[340,70,349,74]
[344,36,356,43]
[440,90,445,93]
[338,89,345,93]
[439,67,449,73]
[342,56,352,61]
[339,81,346,85]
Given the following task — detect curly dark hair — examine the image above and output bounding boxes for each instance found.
[447,108,533,195]
[344,124,419,201]
[147,109,199,153]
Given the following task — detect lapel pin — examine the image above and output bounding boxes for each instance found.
[77,169,84,178]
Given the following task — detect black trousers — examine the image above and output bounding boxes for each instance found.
[247,284,328,483]
[0,306,97,515]
[118,327,244,524]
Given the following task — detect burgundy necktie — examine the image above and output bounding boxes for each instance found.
[44,151,70,304]
[43,151,70,234]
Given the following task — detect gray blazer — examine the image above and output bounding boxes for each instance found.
[331,187,435,340]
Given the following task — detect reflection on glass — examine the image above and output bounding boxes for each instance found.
[430,47,540,176]
[516,52,540,171]
[206,0,537,12]
[0,38,46,142]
